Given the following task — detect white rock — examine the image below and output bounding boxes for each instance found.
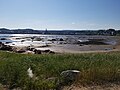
[27,68,34,78]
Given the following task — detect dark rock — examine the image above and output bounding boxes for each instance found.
[21,40,25,42]
[59,38,64,41]
[33,49,41,54]
[79,44,84,46]
[49,51,55,54]
[5,42,11,44]
[0,43,13,51]
[0,38,7,40]
[51,39,57,41]
[27,47,35,51]
[41,49,55,54]
[16,49,26,53]
[42,49,50,53]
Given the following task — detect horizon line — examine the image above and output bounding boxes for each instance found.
[0,27,119,31]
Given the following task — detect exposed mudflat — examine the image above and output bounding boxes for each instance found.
[1,34,120,53]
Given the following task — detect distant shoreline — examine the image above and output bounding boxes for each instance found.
[0,28,119,36]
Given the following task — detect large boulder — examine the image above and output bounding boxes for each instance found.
[60,70,80,85]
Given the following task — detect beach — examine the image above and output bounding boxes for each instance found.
[1,34,120,54]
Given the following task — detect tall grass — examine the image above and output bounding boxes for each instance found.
[0,51,120,89]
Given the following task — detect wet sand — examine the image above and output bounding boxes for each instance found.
[35,36,120,53]
[46,44,115,53]
[35,41,120,53]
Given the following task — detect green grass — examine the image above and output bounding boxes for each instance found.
[0,51,120,89]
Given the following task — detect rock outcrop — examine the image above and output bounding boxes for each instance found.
[0,43,13,51]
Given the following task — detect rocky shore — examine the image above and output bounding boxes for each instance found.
[1,35,120,54]
[0,42,55,54]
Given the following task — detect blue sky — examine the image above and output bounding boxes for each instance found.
[0,0,120,30]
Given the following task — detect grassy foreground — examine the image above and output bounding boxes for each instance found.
[0,51,120,89]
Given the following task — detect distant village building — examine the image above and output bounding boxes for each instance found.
[97,29,116,36]
[44,28,48,34]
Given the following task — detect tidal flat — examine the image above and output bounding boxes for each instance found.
[1,34,120,54]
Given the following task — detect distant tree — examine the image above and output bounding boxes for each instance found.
[106,29,116,36]
[97,30,106,35]
[116,30,120,36]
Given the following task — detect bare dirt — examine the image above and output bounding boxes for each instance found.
[63,83,120,90]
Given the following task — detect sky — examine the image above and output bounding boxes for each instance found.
[0,0,120,30]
